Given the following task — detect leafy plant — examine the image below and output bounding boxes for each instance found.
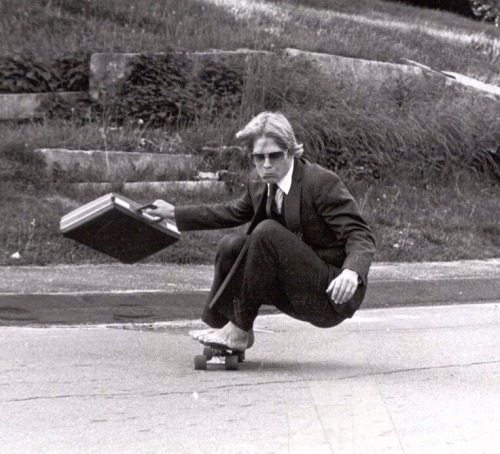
[470,0,500,26]
[0,53,90,93]
[54,53,91,91]
[0,55,59,93]
[109,53,245,126]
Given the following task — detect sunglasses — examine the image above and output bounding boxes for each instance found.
[251,151,287,164]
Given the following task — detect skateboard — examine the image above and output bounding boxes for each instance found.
[194,344,246,370]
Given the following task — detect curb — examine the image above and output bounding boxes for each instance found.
[1,276,498,326]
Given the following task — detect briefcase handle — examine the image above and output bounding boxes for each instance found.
[136,203,158,212]
[136,203,162,222]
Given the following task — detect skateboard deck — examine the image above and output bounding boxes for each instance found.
[194,343,245,370]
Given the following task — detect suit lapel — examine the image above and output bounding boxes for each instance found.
[284,159,304,235]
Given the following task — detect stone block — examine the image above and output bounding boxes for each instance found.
[34,149,199,182]
[402,58,500,100]
[283,48,444,89]
[72,181,226,197]
[442,71,500,99]
[89,53,142,102]
[0,92,87,121]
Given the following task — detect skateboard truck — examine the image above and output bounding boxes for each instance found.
[194,346,245,371]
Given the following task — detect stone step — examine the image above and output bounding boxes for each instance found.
[0,92,88,121]
[34,148,199,182]
[72,181,226,197]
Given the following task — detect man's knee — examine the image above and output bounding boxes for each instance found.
[310,314,346,329]
[251,219,284,242]
[217,233,247,258]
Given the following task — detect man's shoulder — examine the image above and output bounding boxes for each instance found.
[300,160,341,183]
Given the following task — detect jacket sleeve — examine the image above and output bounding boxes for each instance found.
[174,179,255,231]
[313,169,376,283]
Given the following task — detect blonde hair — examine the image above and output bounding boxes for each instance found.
[236,112,304,158]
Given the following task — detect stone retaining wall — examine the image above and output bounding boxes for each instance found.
[89,49,273,102]
[0,92,87,121]
[3,48,497,121]
[34,149,199,182]
[89,48,444,104]
[73,181,226,197]
[283,48,432,88]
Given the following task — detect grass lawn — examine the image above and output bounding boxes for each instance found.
[0,0,499,266]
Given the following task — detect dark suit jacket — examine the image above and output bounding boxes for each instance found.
[175,158,376,318]
[175,158,376,281]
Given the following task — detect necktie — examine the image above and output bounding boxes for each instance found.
[275,187,284,214]
[266,183,277,218]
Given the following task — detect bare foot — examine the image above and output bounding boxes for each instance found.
[188,328,216,341]
[197,322,254,351]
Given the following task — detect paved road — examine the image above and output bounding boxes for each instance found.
[1,303,499,453]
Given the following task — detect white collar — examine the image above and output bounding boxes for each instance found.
[275,159,294,195]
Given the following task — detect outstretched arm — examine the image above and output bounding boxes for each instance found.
[143,178,256,231]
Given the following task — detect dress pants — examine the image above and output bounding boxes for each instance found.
[202,219,350,331]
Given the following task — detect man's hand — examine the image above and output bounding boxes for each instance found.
[142,199,175,221]
[326,269,359,305]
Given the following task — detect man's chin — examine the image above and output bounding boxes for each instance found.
[260,175,278,183]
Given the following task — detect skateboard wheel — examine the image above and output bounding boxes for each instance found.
[194,355,207,370]
[225,355,238,370]
[237,351,245,363]
[203,347,213,360]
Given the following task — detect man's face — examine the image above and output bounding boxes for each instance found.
[252,136,294,183]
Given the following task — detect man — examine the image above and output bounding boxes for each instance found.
[146,112,376,352]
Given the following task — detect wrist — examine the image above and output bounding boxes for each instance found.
[343,268,361,284]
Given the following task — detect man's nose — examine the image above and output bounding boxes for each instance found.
[262,155,272,168]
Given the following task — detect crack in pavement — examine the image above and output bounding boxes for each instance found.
[191,359,500,393]
[2,390,196,403]
[3,359,498,402]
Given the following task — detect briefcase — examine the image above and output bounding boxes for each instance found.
[60,193,181,263]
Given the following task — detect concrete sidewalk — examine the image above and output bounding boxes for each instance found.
[0,259,499,325]
[1,304,499,453]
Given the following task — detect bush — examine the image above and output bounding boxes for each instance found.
[0,55,59,93]
[387,0,474,17]
[108,53,245,126]
[0,53,90,94]
[0,142,48,191]
[471,0,500,26]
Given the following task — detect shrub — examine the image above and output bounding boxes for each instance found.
[470,0,500,26]
[107,53,245,126]
[386,0,474,17]
[53,53,90,92]
[0,142,48,191]
[0,55,60,93]
[0,53,90,94]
